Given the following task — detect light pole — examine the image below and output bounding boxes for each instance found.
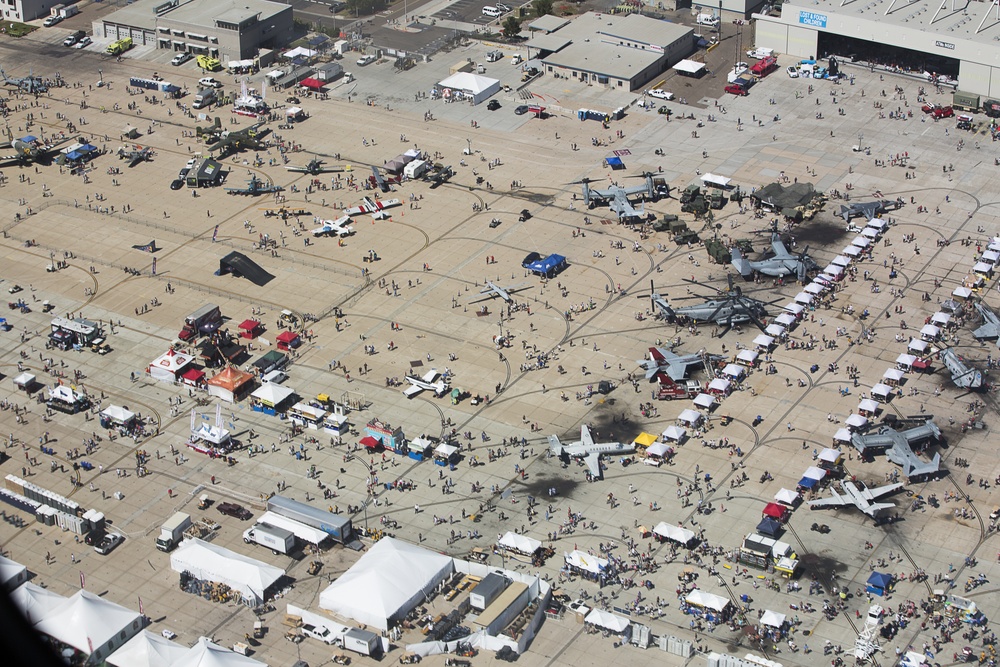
[465,138,472,155]
[98,69,103,86]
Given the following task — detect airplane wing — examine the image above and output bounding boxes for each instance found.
[402,384,423,398]
[858,482,903,501]
[807,489,851,509]
[863,502,895,517]
[421,369,439,383]
[649,347,673,363]
[579,425,594,448]
[973,322,1000,341]
[286,165,308,173]
[731,246,753,277]
[770,233,788,258]
[310,222,333,236]
[583,453,602,478]
[547,434,562,454]
[432,380,448,396]
[663,361,687,383]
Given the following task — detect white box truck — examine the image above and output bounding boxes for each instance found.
[244,523,295,555]
[60,4,80,18]
[156,512,192,551]
[404,159,429,180]
[192,88,216,109]
[343,628,380,656]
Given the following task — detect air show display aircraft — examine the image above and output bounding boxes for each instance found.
[345,196,401,219]
[638,347,724,382]
[972,302,1000,346]
[548,425,634,478]
[639,278,773,334]
[117,145,154,168]
[0,68,50,95]
[469,281,532,304]
[0,134,77,168]
[808,480,903,518]
[731,232,817,280]
[286,158,340,175]
[310,215,354,237]
[575,173,667,221]
[403,369,449,398]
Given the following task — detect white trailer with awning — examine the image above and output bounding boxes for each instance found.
[700,173,732,189]
[257,511,329,545]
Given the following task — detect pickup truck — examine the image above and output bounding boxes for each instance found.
[217,502,253,520]
[302,624,337,644]
[725,76,754,96]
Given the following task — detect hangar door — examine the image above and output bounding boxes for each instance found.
[754,20,790,55]
[786,25,818,60]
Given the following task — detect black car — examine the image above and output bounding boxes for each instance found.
[170,179,184,190]
[217,502,253,520]
[514,105,529,115]
[487,99,501,111]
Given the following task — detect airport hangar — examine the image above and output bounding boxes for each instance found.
[753,0,1000,98]
[92,0,293,62]
[525,12,696,91]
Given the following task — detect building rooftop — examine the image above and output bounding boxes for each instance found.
[772,0,1000,48]
[527,14,570,33]
[541,38,664,79]
[551,11,692,48]
[101,0,287,30]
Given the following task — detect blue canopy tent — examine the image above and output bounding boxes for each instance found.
[604,156,625,170]
[522,253,567,278]
[866,571,893,596]
[797,476,819,490]
[756,517,783,538]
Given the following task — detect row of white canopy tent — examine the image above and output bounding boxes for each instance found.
[564,549,608,575]
[653,521,695,544]
[108,634,266,667]
[498,530,542,554]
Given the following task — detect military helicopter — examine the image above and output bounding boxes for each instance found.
[639,276,775,334]
[731,228,818,280]
[286,157,340,175]
[225,173,284,196]
[574,172,669,222]
[0,68,50,95]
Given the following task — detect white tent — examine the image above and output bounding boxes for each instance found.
[843,244,862,257]
[700,173,731,188]
[693,393,716,410]
[802,466,826,480]
[896,353,917,369]
[148,349,194,382]
[0,554,27,590]
[645,442,671,458]
[773,488,799,505]
[10,582,66,624]
[33,590,142,661]
[760,610,786,627]
[872,383,893,400]
[437,72,501,105]
[250,383,295,406]
[498,531,541,554]
[674,59,707,75]
[793,292,813,305]
[931,312,951,326]
[685,589,729,612]
[866,218,887,230]
[953,286,972,299]
[707,378,731,394]
[736,349,758,365]
[283,46,316,59]
[973,261,994,275]
[783,303,804,316]
[661,425,687,442]
[851,235,870,248]
[173,637,268,667]
[982,249,1000,265]
[775,312,796,327]
[722,363,746,379]
[584,608,630,632]
[883,368,905,383]
[752,334,774,349]
[920,324,941,340]
[653,522,695,544]
[100,404,135,425]
[817,448,841,463]
[803,282,825,295]
[171,539,284,606]
[858,399,879,414]
[108,630,190,667]
[833,428,852,443]
[764,323,786,337]
[319,537,453,630]
[823,264,844,277]
[564,550,608,575]
[677,409,702,426]
[908,338,929,354]
[860,226,879,239]
[845,414,868,429]
[831,255,851,267]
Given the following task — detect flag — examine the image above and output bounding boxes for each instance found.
[138,596,144,616]
[80,570,86,589]
[151,257,157,275]
[212,225,219,242]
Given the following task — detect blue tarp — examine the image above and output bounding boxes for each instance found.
[307,35,329,47]
[756,517,782,537]
[522,252,567,278]
[21,135,37,143]
[604,156,624,170]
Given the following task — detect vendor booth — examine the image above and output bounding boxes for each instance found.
[677,409,703,428]
[833,428,852,445]
[762,502,789,522]
[632,432,658,453]
[693,393,716,411]
[831,254,851,267]
[756,517,782,538]
[497,531,542,560]
[919,324,941,342]
[783,302,805,318]
[842,244,862,257]
[564,550,609,582]
[238,319,263,339]
[857,398,879,417]
[707,378,731,396]
[661,425,687,443]
[584,608,630,634]
[207,365,255,403]
[276,330,301,351]
[883,368,905,385]
[721,363,746,380]
[896,354,917,372]
[147,349,194,383]
[845,414,869,431]
[433,443,458,467]
[643,442,672,465]
[47,385,89,414]
[288,402,327,430]
[250,383,295,415]
[773,488,800,507]
[760,609,786,629]
[652,522,695,546]
[752,334,775,351]
[871,383,894,403]
[683,590,731,620]
[100,405,136,430]
[735,350,758,367]
[866,571,893,596]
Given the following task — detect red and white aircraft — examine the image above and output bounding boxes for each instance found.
[310,215,354,237]
[345,196,401,219]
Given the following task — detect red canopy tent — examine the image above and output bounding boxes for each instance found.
[181,368,206,387]
[359,436,381,450]
[238,319,263,339]
[299,77,324,91]
[276,330,301,351]
[762,502,789,522]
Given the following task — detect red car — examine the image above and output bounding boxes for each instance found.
[921,102,936,114]
[932,106,955,119]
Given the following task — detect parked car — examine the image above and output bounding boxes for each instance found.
[786,66,799,78]
[921,102,937,113]
[356,54,377,66]
[95,533,124,555]
[42,15,62,27]
[487,99,501,110]
[172,52,193,66]
[199,77,223,89]
[932,105,955,119]
[63,31,85,47]
[647,88,674,100]
[170,179,184,190]
[74,36,92,49]
[514,105,529,115]
[217,502,252,520]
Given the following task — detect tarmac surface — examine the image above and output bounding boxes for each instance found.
[0,22,999,667]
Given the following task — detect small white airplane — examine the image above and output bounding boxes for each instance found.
[403,369,449,398]
[808,480,903,518]
[548,425,634,478]
[469,281,532,304]
[310,215,354,237]
[345,196,401,219]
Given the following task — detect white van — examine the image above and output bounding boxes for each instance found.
[482,6,502,17]
[696,13,720,26]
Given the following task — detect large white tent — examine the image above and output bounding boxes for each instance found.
[10,581,67,624]
[319,537,453,630]
[33,590,142,663]
[684,589,730,612]
[0,554,27,590]
[170,539,284,606]
[173,637,268,667]
[563,550,608,575]
[584,608,630,632]
[108,630,189,667]
[437,72,500,105]
[498,531,542,555]
[653,522,695,545]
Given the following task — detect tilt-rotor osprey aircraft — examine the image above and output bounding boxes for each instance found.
[575,173,669,222]
[731,232,818,281]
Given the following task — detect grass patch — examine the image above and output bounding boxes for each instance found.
[0,20,37,37]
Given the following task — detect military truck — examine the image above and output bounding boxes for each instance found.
[705,237,730,264]
[651,213,678,233]
[707,190,725,210]
[679,184,701,204]
[668,218,699,245]
[682,195,709,216]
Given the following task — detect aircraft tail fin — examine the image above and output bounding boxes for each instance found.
[731,246,752,277]
[866,502,894,517]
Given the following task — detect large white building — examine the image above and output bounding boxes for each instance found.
[93,0,293,62]
[2,0,61,23]
[754,0,1000,97]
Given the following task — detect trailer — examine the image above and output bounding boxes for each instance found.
[266,495,354,544]
[244,523,295,555]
